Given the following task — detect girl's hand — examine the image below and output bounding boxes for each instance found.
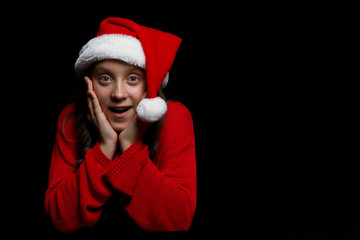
[85,76,118,159]
[118,93,150,153]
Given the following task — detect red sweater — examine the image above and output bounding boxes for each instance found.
[44,102,196,232]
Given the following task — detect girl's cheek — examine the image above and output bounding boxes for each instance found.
[94,87,110,102]
[129,87,146,102]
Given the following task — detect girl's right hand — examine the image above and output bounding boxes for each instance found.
[85,76,118,160]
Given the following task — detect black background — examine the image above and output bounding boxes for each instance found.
[1,3,357,239]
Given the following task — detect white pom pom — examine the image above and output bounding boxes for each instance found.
[136,97,167,122]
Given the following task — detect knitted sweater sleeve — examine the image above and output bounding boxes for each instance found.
[104,102,197,231]
[44,103,113,232]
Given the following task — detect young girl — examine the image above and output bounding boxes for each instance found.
[44,17,196,232]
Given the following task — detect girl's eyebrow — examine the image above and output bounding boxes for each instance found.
[92,65,145,76]
[92,66,112,74]
[128,65,145,74]
[91,66,116,80]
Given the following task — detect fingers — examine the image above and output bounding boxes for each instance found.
[84,76,92,91]
[84,76,107,124]
[84,77,118,149]
[85,77,96,124]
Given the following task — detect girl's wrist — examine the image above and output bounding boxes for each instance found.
[99,142,117,160]
[119,139,134,153]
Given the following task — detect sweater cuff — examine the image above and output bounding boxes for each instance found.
[105,139,144,178]
[103,139,148,196]
[91,142,112,168]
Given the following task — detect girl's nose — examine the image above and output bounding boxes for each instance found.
[111,82,127,101]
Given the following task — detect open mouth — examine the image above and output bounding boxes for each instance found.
[109,106,132,114]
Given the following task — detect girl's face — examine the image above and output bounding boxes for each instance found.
[90,59,147,132]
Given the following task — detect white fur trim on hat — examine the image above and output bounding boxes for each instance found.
[136,97,167,122]
[75,34,145,77]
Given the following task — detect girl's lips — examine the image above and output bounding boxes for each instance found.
[109,106,132,118]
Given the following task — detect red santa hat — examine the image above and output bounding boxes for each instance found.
[74,17,182,122]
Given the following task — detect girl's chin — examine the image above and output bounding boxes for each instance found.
[110,122,129,132]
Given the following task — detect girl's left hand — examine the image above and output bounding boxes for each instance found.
[118,93,150,153]
[118,114,150,153]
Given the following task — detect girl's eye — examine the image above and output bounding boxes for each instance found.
[99,76,111,82]
[128,76,139,82]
